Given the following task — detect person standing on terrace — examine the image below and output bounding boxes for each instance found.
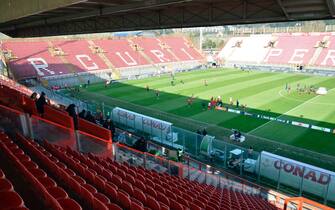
[66,104,78,130]
[35,92,47,116]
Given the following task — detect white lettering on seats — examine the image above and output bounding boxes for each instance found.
[321,50,335,66]
[76,55,98,70]
[150,50,170,62]
[288,49,308,64]
[181,48,194,60]
[264,49,282,62]
[116,52,137,66]
[27,58,55,76]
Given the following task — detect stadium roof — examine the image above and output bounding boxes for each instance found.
[1,0,335,37]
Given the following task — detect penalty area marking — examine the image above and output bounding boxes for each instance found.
[248,89,334,134]
[278,89,335,106]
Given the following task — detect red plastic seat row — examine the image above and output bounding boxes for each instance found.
[65,147,202,210]
[0,137,56,209]
[33,140,125,210]
[12,134,83,210]
[44,138,279,210]
[45,142,145,210]
[0,191,25,210]
[61,145,217,210]
[0,164,26,210]
[0,178,14,192]
[49,143,170,210]
[92,151,278,210]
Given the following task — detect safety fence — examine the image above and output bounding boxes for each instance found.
[1,102,334,209]
[89,103,335,207]
[43,88,335,207]
[5,73,334,208]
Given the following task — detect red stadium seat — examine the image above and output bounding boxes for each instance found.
[73,175,86,184]
[134,180,146,191]
[125,174,136,185]
[94,175,107,190]
[102,169,113,181]
[146,186,157,198]
[136,174,145,183]
[105,183,118,201]
[95,192,110,204]
[80,187,94,205]
[0,169,5,179]
[190,202,203,210]
[131,200,145,210]
[146,195,160,210]
[0,191,24,209]
[30,168,47,178]
[108,203,123,210]
[117,170,126,179]
[9,208,29,210]
[65,168,76,177]
[111,175,122,187]
[133,188,147,204]
[118,190,131,209]
[160,202,169,210]
[58,198,82,210]
[93,198,109,210]
[39,177,57,188]
[0,106,285,210]
[121,181,134,196]
[83,183,98,194]
[155,184,166,194]
[21,161,38,169]
[157,192,170,206]
[0,178,14,192]
[170,201,185,210]
[48,186,68,199]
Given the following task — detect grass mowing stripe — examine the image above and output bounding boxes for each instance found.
[248,91,328,134]
[127,70,234,89]
[105,70,244,100]
[194,72,293,100]
[98,69,237,96]
[84,70,212,93]
[221,74,308,104]
[126,68,235,85]
[130,71,272,105]
[190,75,311,132]
[241,76,325,110]
[73,68,335,171]
[285,89,335,124]
[166,74,280,114]
[175,72,273,97]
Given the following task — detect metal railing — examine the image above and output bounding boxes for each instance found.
[1,100,335,209]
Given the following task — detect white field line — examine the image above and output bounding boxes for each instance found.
[248,88,335,134]
[278,89,335,106]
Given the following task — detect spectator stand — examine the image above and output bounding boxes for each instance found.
[0,77,334,209]
[1,95,334,209]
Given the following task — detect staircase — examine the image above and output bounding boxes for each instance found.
[128,39,161,73]
[309,36,330,66]
[47,41,85,84]
[87,40,120,80]
[157,38,180,62]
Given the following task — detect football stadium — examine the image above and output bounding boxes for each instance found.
[0,0,335,210]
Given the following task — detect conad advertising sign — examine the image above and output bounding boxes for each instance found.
[258,151,335,201]
[112,107,172,139]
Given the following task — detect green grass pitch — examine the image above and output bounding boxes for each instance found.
[74,68,335,170]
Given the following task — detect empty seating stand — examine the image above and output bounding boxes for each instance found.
[0,132,82,210]
[0,166,27,210]
[3,37,205,81]
[0,82,279,210]
[0,130,279,210]
[218,32,335,68]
